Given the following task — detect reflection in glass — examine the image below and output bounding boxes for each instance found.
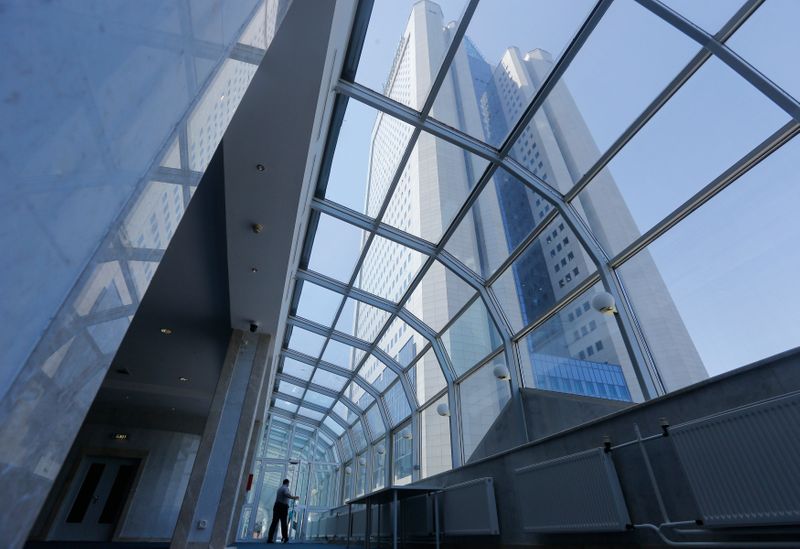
[441,299,501,377]
[459,356,511,460]
[518,282,638,402]
[491,215,595,334]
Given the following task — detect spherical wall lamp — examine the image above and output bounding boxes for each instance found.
[591,291,617,315]
[436,402,450,417]
[493,364,511,381]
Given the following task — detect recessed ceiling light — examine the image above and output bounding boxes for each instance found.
[256,163,265,172]
[160,328,173,335]
[251,267,258,273]
[116,368,131,376]
[220,94,225,100]
[179,376,189,382]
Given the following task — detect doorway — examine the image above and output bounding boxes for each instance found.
[50,455,140,541]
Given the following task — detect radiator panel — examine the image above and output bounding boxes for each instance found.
[671,392,800,527]
[439,477,500,536]
[514,447,630,532]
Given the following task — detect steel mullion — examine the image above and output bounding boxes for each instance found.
[635,0,800,122]
[419,0,480,117]
[609,120,800,270]
[497,0,614,157]
[563,0,766,205]
[282,349,351,378]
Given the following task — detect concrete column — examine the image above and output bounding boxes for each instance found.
[171,330,272,549]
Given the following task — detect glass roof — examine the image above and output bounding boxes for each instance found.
[268,0,800,488]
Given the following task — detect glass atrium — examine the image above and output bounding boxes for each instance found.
[242,0,800,539]
[3,0,800,547]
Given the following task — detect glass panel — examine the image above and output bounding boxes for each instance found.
[297,406,324,421]
[266,417,291,459]
[291,425,315,460]
[321,338,362,371]
[354,0,468,110]
[383,132,489,243]
[333,401,358,426]
[358,354,398,393]
[323,415,345,436]
[340,297,391,344]
[392,424,414,486]
[365,404,386,441]
[344,381,375,411]
[445,168,547,279]
[323,100,414,217]
[307,213,366,284]
[295,281,343,327]
[492,215,595,334]
[274,398,297,414]
[409,347,447,405]
[618,137,800,390]
[355,235,426,303]
[351,420,368,453]
[661,0,745,33]
[507,0,699,180]
[340,436,354,463]
[282,357,313,381]
[188,58,256,171]
[441,298,501,377]
[372,440,387,491]
[575,57,788,257]
[342,461,353,501]
[277,379,305,400]
[518,286,638,408]
[310,464,337,508]
[311,368,348,391]
[383,381,412,426]
[421,395,452,478]
[459,355,512,460]
[406,260,476,334]
[727,0,800,101]
[254,464,285,540]
[120,181,185,251]
[304,390,334,409]
[355,453,368,496]
[287,326,327,358]
[377,318,425,367]
[431,0,595,146]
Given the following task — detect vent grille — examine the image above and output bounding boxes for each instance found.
[438,477,500,536]
[671,391,800,527]
[514,448,630,532]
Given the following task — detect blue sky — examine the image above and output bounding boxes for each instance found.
[307,0,800,380]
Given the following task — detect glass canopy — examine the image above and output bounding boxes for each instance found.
[265,0,800,507]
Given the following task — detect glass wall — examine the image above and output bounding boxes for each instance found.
[251,0,800,521]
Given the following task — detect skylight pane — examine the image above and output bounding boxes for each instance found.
[321,338,362,371]
[355,235,426,303]
[365,404,385,441]
[408,347,447,405]
[441,298,502,378]
[332,401,357,425]
[507,0,700,184]
[383,132,489,244]
[277,379,305,400]
[304,390,334,409]
[311,368,348,391]
[354,0,468,110]
[445,168,550,279]
[575,57,787,257]
[351,419,368,453]
[376,318,425,368]
[430,0,595,147]
[383,381,412,426]
[274,398,297,414]
[491,214,596,335]
[297,406,324,421]
[358,355,398,393]
[405,260,476,334]
[281,357,314,381]
[343,381,374,410]
[335,298,391,345]
[287,326,327,358]
[307,213,366,284]
[323,100,413,217]
[323,415,345,436]
[295,281,344,327]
